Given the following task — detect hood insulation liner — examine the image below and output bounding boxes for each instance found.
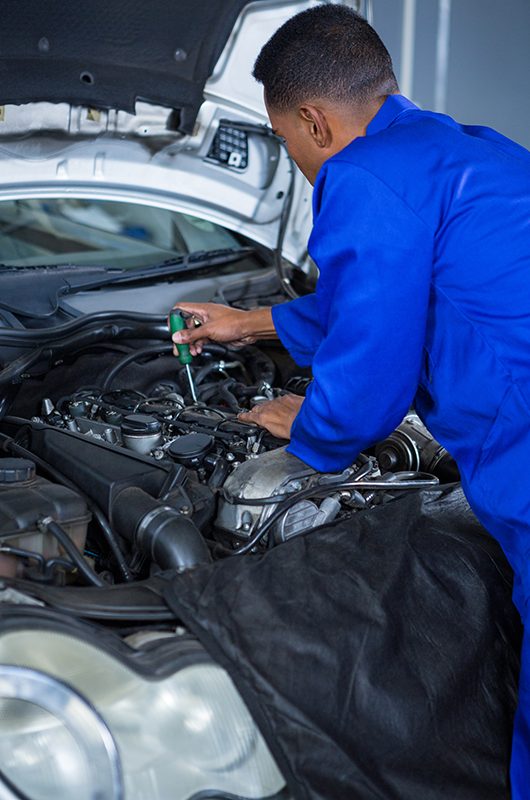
[164,485,521,800]
[0,0,263,133]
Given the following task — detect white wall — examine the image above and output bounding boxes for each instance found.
[363,0,530,149]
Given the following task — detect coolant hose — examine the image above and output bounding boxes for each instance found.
[112,488,211,571]
[38,517,106,588]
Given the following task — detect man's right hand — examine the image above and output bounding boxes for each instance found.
[170,302,277,356]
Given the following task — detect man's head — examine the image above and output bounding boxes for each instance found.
[253,4,398,183]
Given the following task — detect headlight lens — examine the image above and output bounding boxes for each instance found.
[0,631,285,800]
[0,665,123,800]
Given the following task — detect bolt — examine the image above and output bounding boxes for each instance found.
[241,511,253,532]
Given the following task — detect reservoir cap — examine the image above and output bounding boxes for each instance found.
[0,458,36,484]
[121,414,162,436]
[168,433,213,464]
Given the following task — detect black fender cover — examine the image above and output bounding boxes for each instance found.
[164,485,521,800]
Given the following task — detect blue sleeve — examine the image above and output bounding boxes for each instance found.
[287,160,434,472]
[271,294,323,367]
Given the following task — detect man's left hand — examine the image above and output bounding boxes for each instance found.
[238,394,304,439]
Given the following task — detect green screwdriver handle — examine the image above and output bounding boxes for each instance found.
[169,310,192,365]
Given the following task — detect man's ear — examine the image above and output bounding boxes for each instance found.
[298,104,332,148]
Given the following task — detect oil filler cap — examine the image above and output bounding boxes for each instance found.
[0,458,36,484]
[168,433,214,465]
[121,414,161,436]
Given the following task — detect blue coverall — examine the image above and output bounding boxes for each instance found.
[271,94,530,794]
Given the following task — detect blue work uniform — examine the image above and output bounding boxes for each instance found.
[271,94,530,795]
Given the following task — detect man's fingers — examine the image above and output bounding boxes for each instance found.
[174,337,205,358]
[238,409,260,424]
[172,324,208,345]
[172,302,209,323]
[169,301,252,349]
[238,403,271,425]
[237,395,301,440]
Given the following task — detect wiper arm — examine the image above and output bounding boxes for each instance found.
[0,248,257,321]
[63,246,256,293]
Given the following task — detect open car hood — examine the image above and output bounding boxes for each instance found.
[0,0,325,265]
[0,0,267,134]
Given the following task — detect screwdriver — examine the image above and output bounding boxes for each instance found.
[168,309,198,403]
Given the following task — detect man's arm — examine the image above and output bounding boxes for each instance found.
[285,160,434,472]
[271,293,324,367]
[170,304,277,356]
[172,290,325,365]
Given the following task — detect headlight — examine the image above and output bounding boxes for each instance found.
[0,665,123,800]
[0,630,286,800]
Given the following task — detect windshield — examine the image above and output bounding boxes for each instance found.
[0,198,247,269]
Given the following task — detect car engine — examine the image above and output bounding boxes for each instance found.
[0,319,457,589]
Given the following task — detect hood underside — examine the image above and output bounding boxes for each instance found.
[0,0,266,134]
[0,1,318,266]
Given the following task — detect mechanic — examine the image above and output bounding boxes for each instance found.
[172,6,530,792]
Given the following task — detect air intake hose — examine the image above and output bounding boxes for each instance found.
[112,487,211,571]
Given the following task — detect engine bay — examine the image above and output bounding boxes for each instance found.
[0,319,458,593]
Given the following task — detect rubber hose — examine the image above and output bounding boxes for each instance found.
[113,487,211,571]
[38,517,106,587]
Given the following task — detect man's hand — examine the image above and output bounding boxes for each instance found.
[170,302,276,356]
[238,394,304,439]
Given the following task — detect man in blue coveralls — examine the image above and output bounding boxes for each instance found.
[172,5,530,793]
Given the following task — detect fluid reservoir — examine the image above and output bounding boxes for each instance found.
[0,458,91,578]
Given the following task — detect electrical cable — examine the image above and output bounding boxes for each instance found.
[0,311,166,346]
[218,119,299,300]
[0,316,169,423]
[221,459,378,506]
[273,152,298,299]
[223,473,438,507]
[101,344,173,390]
[230,474,439,556]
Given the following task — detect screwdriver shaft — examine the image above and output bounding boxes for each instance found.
[185,363,198,403]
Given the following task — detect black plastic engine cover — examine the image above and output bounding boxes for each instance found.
[13,421,171,518]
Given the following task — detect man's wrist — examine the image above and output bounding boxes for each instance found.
[241,307,277,339]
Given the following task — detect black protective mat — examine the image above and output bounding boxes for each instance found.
[164,485,521,800]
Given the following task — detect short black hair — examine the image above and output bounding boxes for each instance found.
[253,4,398,112]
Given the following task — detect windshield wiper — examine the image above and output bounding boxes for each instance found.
[0,247,256,286]
[0,247,257,321]
[0,246,255,285]
[78,246,257,290]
